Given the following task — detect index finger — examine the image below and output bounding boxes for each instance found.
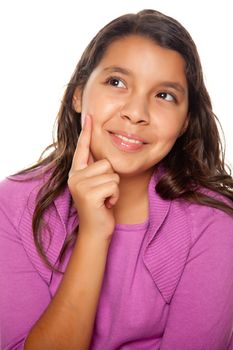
[71,114,93,171]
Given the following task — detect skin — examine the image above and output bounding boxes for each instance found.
[73,34,189,224]
[24,35,190,349]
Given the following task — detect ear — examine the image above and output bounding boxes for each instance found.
[179,114,189,137]
[72,87,82,113]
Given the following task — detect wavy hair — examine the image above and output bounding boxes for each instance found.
[16,9,233,268]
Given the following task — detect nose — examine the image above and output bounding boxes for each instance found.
[120,95,149,125]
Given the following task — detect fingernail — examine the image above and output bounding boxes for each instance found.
[82,114,90,129]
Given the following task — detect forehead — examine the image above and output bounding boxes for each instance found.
[96,35,187,86]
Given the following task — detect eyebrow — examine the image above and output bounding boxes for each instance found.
[102,66,131,76]
[102,65,187,95]
[158,82,186,95]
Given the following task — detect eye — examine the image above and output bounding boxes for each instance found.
[105,76,126,88]
[157,92,177,103]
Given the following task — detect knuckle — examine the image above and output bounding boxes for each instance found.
[110,181,119,190]
[113,173,120,183]
[71,181,88,199]
[67,175,74,188]
[100,159,112,170]
[68,171,82,188]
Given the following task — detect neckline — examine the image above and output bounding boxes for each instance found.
[114,217,149,231]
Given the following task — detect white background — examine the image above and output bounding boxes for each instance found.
[0,0,232,180]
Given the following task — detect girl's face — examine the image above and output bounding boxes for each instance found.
[74,35,189,177]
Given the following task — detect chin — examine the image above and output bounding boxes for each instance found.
[108,159,150,177]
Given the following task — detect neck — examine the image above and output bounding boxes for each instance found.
[113,168,155,224]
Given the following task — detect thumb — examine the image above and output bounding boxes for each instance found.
[87,151,95,165]
[105,192,119,209]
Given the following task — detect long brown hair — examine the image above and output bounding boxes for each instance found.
[15,9,233,268]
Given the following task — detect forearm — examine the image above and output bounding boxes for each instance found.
[24,231,110,350]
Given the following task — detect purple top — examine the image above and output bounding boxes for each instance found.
[0,169,233,349]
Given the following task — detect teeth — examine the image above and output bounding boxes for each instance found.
[115,133,143,144]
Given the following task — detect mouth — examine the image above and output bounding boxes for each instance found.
[108,131,148,152]
[109,130,147,143]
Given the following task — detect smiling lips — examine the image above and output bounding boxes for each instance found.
[109,131,147,152]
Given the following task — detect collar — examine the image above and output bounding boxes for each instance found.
[20,167,191,303]
[143,169,191,303]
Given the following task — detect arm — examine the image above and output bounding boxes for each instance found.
[24,231,110,350]
[24,115,120,349]
[160,208,233,350]
[0,208,51,350]
[0,204,111,350]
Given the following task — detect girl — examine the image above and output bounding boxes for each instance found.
[1,9,233,350]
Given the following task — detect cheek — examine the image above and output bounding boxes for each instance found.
[83,84,119,114]
[155,117,184,141]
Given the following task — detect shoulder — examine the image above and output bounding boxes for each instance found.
[150,168,233,245]
[0,167,72,283]
[145,189,233,303]
[0,168,46,197]
[173,190,233,247]
[0,168,47,228]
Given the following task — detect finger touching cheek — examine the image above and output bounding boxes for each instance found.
[81,114,85,128]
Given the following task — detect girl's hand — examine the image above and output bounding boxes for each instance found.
[68,115,120,239]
